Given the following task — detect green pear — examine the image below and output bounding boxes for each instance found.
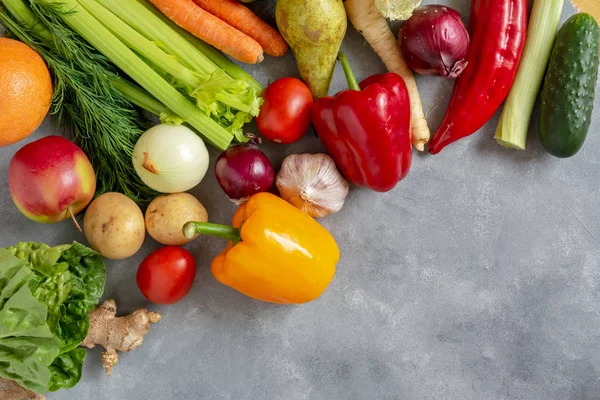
[276,0,347,99]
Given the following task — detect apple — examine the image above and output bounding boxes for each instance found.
[8,135,96,226]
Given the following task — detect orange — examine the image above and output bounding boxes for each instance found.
[0,38,53,147]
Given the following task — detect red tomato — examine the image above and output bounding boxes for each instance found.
[256,77,313,144]
[136,246,197,305]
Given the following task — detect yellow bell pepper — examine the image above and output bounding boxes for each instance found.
[183,193,339,304]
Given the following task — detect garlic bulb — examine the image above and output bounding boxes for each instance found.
[276,153,349,218]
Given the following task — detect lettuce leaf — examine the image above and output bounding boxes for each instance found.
[1,242,106,393]
[53,242,105,354]
[0,249,61,394]
[0,249,35,309]
[48,348,87,392]
[10,243,72,332]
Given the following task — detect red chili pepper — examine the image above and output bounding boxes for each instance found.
[428,0,528,154]
[312,53,412,192]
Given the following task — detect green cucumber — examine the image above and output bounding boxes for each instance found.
[539,13,600,158]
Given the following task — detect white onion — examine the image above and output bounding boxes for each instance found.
[132,124,209,193]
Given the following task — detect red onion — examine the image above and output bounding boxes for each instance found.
[215,142,275,204]
[399,5,470,79]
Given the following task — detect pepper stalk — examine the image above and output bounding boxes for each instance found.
[337,52,360,91]
[183,221,241,244]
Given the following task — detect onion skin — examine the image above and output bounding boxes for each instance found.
[215,143,275,204]
[132,124,209,194]
[399,5,470,79]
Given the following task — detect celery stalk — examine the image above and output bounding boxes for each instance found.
[113,79,184,125]
[2,0,171,124]
[39,0,232,150]
[112,79,168,116]
[96,0,262,93]
[96,0,216,77]
[81,0,261,129]
[1,0,175,122]
[2,0,53,42]
[135,0,263,93]
[494,0,565,150]
[77,0,203,90]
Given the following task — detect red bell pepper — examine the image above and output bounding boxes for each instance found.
[428,0,528,154]
[312,53,412,193]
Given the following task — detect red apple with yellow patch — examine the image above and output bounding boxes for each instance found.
[8,135,96,227]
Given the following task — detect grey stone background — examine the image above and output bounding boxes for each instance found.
[1,1,599,399]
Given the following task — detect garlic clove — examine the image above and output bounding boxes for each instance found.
[276,153,349,218]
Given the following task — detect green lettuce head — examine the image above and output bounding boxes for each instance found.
[0,242,105,394]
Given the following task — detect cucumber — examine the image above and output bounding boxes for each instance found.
[539,13,600,158]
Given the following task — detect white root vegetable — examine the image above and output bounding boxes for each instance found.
[374,0,421,21]
[344,0,430,151]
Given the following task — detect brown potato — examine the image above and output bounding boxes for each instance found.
[145,193,208,246]
[83,192,146,260]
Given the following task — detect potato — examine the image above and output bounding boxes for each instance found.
[83,192,146,259]
[145,193,208,246]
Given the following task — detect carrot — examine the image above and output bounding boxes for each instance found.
[192,0,288,57]
[149,0,264,64]
[344,0,430,151]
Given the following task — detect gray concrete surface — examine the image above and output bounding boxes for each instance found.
[2,1,599,399]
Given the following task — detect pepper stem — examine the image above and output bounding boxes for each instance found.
[337,52,360,91]
[183,221,242,244]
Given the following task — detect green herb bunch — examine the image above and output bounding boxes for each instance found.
[0,0,158,206]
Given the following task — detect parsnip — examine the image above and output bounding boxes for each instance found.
[344,0,430,151]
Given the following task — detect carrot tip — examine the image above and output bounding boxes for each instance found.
[265,45,289,57]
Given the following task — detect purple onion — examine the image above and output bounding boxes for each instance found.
[399,5,470,79]
[215,142,274,204]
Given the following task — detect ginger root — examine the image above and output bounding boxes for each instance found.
[0,377,45,400]
[0,300,161,398]
[82,299,162,376]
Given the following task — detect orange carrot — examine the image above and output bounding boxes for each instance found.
[192,0,288,57]
[149,0,264,64]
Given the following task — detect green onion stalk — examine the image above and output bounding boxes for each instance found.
[494,0,565,150]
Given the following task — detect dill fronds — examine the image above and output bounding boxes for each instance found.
[0,0,158,206]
